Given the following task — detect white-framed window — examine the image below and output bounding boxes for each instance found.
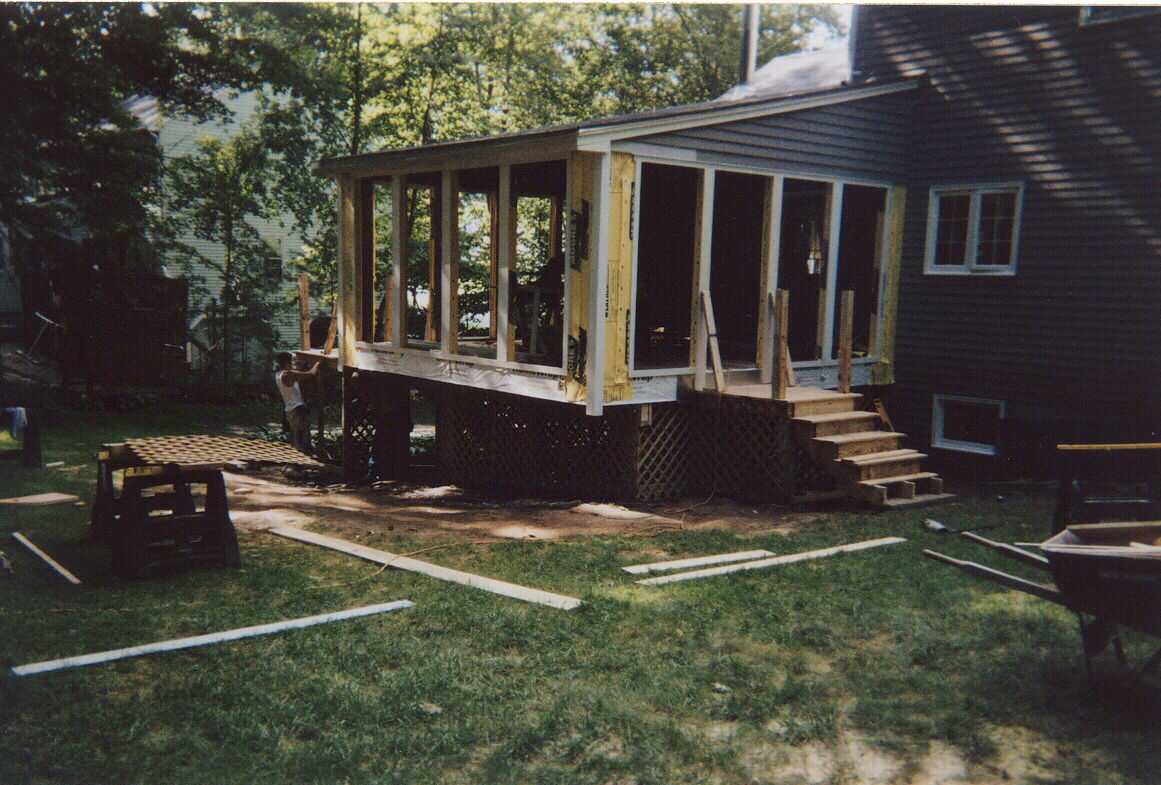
[924,183,1023,275]
[932,394,1005,456]
[1079,7,1160,27]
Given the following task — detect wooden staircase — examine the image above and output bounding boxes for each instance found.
[786,388,952,509]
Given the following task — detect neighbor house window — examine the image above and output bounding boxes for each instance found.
[932,394,1005,456]
[1079,7,1160,26]
[924,183,1023,275]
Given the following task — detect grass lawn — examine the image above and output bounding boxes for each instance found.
[1,403,1159,784]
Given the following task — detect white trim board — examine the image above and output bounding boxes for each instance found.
[10,601,414,678]
[623,550,774,575]
[636,537,906,585]
[12,532,82,585]
[270,527,583,611]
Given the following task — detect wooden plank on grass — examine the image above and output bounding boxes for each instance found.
[270,527,582,610]
[636,537,907,586]
[12,532,81,585]
[0,492,80,506]
[11,601,413,678]
[623,550,774,575]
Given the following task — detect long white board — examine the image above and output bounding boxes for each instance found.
[12,532,82,585]
[636,537,907,586]
[270,527,582,611]
[622,550,774,575]
[10,600,414,678]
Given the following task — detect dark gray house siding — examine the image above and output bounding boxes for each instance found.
[854,6,1161,473]
[634,90,915,183]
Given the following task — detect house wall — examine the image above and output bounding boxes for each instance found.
[633,90,915,183]
[855,6,1161,473]
[159,91,304,381]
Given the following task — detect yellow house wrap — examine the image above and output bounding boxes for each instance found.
[602,152,635,404]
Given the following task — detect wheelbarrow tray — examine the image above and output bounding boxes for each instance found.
[1040,522,1161,639]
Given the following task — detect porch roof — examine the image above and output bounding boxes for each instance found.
[315,76,919,178]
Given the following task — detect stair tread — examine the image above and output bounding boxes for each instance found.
[814,431,905,445]
[842,449,927,465]
[782,389,862,403]
[857,472,941,487]
[794,411,880,424]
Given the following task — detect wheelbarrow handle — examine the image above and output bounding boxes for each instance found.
[922,549,1066,606]
[959,531,1051,569]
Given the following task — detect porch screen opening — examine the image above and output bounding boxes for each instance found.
[832,184,887,360]
[510,160,566,368]
[633,163,699,370]
[372,181,394,343]
[710,170,767,366]
[776,178,833,361]
[455,166,499,360]
[404,175,442,347]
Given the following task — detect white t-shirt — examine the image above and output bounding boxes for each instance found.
[276,371,306,413]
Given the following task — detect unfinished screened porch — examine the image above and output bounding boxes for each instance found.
[319,77,946,507]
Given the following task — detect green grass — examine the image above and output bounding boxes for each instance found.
[2,404,1160,784]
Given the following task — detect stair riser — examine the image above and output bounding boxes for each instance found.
[843,460,925,482]
[795,416,880,438]
[790,398,860,417]
[816,437,904,461]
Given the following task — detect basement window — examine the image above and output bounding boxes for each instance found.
[932,395,1005,456]
[924,183,1023,275]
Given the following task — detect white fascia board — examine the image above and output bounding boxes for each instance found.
[575,81,918,151]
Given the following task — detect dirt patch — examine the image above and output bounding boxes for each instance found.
[221,470,818,544]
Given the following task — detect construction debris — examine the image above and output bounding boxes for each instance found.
[623,549,775,575]
[636,537,908,586]
[0,492,80,507]
[269,527,582,610]
[9,600,414,678]
[11,532,81,585]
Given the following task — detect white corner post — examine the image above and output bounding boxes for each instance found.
[586,153,612,416]
[822,181,844,361]
[692,168,716,392]
[497,164,512,363]
[390,175,407,347]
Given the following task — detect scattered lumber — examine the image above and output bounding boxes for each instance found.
[636,537,907,586]
[11,532,81,585]
[9,600,414,678]
[0,492,80,507]
[269,527,582,610]
[622,550,774,575]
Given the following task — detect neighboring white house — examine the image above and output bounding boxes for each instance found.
[129,91,305,382]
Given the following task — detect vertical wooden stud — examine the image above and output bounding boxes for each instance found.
[873,186,907,385]
[425,185,441,343]
[821,182,844,360]
[298,273,311,350]
[758,174,783,383]
[773,289,790,400]
[488,193,500,341]
[586,153,611,416]
[838,289,854,394]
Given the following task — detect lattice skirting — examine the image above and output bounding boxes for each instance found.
[437,387,639,500]
[637,397,808,504]
[343,374,823,501]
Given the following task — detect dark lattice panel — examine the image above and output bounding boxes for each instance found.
[637,404,711,502]
[342,369,377,478]
[707,396,797,504]
[437,388,639,500]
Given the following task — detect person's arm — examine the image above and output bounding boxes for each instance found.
[279,363,320,386]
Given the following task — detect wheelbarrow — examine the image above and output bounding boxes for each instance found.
[924,521,1161,684]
